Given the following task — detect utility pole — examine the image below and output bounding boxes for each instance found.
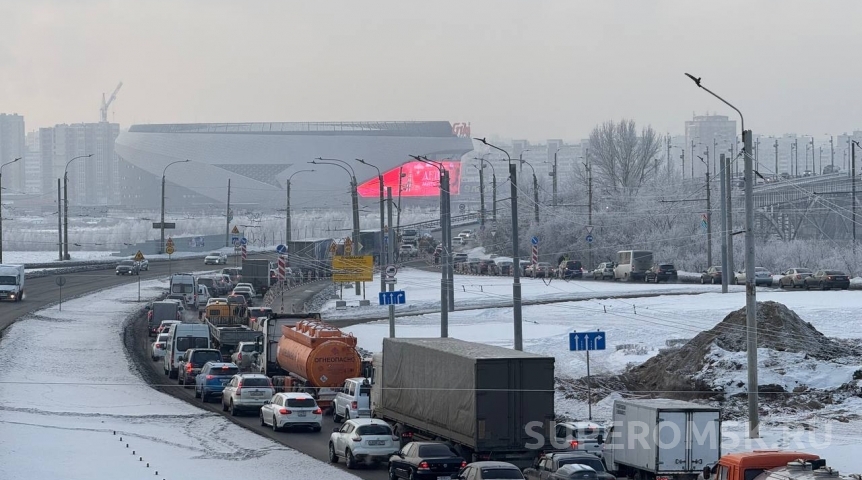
[552,149,559,207]
[387,187,396,338]
[442,167,454,312]
[57,179,62,261]
[699,156,713,267]
[225,179,231,247]
[63,172,69,260]
[667,135,672,177]
[742,129,759,438]
[853,142,858,252]
[774,139,779,178]
[396,166,403,231]
[719,154,729,294]
[350,176,361,296]
[713,138,717,178]
[586,161,593,270]
[285,179,291,246]
[510,163,523,351]
[492,171,497,225]
[794,138,799,176]
[680,148,685,180]
[533,170,539,225]
[755,137,760,174]
[478,162,485,228]
[830,136,834,171]
[725,155,734,273]
[691,140,695,178]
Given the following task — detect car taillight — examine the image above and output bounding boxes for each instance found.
[461,461,467,468]
[351,401,357,409]
[237,353,242,361]
[570,440,579,448]
[828,276,833,280]
[206,375,214,380]
[186,363,193,372]
[796,275,802,279]
[279,408,291,415]
[156,343,163,348]
[313,408,322,414]
[402,431,413,438]
[352,436,362,442]
[236,386,242,395]
[418,461,429,469]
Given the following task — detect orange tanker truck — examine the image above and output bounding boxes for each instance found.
[250,313,362,412]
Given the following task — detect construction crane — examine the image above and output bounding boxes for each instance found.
[99,81,123,123]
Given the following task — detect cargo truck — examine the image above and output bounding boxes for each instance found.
[604,399,722,480]
[146,300,183,336]
[702,451,823,480]
[202,302,262,360]
[241,259,273,295]
[370,337,556,469]
[251,314,362,412]
[0,264,25,302]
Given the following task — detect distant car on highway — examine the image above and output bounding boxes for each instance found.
[329,418,399,469]
[116,260,139,276]
[558,260,583,280]
[231,341,258,371]
[333,377,371,421]
[221,373,274,416]
[388,442,466,480]
[700,266,722,284]
[195,362,239,403]
[803,270,850,290]
[260,392,323,432]
[399,244,418,258]
[592,262,616,280]
[458,461,526,480]
[204,252,228,265]
[526,262,554,278]
[136,259,149,271]
[644,263,677,283]
[177,348,222,387]
[733,267,773,286]
[778,267,813,289]
[151,333,170,361]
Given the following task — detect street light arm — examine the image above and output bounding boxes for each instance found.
[685,73,745,153]
[315,157,355,177]
[64,154,94,175]
[480,158,496,176]
[288,169,315,182]
[310,160,353,180]
[1,157,22,171]
[354,158,381,177]
[474,138,512,165]
[163,159,191,177]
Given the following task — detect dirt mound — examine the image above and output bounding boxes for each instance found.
[620,301,853,397]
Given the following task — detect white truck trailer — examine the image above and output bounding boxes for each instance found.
[0,264,25,302]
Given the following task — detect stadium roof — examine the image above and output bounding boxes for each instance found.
[128,121,458,137]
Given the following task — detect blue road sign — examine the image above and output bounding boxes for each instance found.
[531,236,539,245]
[276,244,288,254]
[569,331,607,351]
[586,234,594,243]
[240,237,248,246]
[378,290,406,306]
[231,235,240,246]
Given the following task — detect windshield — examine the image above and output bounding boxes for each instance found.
[209,252,220,256]
[172,284,194,293]
[356,424,392,436]
[797,268,812,273]
[241,377,271,387]
[157,334,171,343]
[0,276,16,285]
[286,397,317,408]
[191,351,221,367]
[825,271,846,275]
[418,445,455,457]
[176,337,209,351]
[560,458,605,472]
[479,468,523,479]
[659,264,675,269]
[210,365,239,376]
[119,261,134,266]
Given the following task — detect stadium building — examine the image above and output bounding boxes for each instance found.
[114,121,474,210]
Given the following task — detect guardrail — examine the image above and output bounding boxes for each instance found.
[397,212,481,232]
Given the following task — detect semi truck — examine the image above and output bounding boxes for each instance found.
[251,314,363,413]
[370,337,556,469]
[202,302,262,360]
[241,259,273,295]
[604,399,722,480]
[702,451,824,480]
[0,264,25,302]
[147,300,183,336]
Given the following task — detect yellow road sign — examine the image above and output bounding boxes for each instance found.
[344,245,352,255]
[166,237,175,247]
[332,255,373,282]
[231,225,240,234]
[329,243,338,254]
[133,251,145,262]
[165,245,175,255]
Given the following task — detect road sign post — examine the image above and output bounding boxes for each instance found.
[55,276,66,311]
[586,234,594,243]
[568,330,606,421]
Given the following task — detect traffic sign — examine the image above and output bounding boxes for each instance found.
[134,251,145,262]
[385,278,398,285]
[231,235,240,246]
[166,237,174,248]
[240,237,248,246]
[276,244,288,254]
[531,236,539,245]
[231,225,240,234]
[378,290,406,305]
[701,213,708,231]
[459,203,466,213]
[165,245,175,255]
[55,276,66,287]
[569,331,606,351]
[332,255,374,282]
[586,234,594,244]
[329,243,338,254]
[385,265,398,278]
[152,222,176,229]
[586,225,594,234]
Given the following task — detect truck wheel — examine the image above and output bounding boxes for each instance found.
[345,448,357,469]
[328,443,338,464]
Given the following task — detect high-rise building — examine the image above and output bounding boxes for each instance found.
[39,122,121,205]
[684,114,737,178]
[0,113,26,193]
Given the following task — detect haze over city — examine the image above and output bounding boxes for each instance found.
[3,0,862,140]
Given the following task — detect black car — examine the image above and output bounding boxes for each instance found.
[525,452,612,480]
[389,442,466,480]
[177,348,223,387]
[644,263,677,283]
[700,266,722,284]
[803,270,850,290]
[558,260,583,279]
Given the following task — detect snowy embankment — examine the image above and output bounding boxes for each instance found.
[0,278,358,480]
[335,268,862,473]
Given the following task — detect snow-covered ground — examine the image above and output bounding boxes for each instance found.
[4,245,274,265]
[0,278,358,480]
[335,268,862,473]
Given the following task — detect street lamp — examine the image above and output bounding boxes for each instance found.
[0,157,22,263]
[285,169,314,245]
[473,154,489,228]
[686,72,759,438]
[354,158,387,293]
[480,157,497,225]
[63,154,93,260]
[474,137,524,352]
[160,159,190,254]
[312,158,360,296]
[520,158,540,224]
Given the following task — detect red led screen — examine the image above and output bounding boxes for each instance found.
[357,161,462,198]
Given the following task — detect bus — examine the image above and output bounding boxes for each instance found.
[613,250,653,281]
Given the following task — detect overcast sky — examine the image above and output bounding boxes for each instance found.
[2,0,862,142]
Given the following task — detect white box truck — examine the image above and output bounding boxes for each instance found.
[604,399,721,480]
[0,264,25,302]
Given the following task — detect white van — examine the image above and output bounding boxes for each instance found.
[169,273,197,308]
[164,323,210,379]
[613,250,654,281]
[196,284,211,307]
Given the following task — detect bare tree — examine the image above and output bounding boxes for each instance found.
[587,119,664,192]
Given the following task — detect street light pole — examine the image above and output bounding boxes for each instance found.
[686,72,759,438]
[313,158,361,296]
[698,155,713,268]
[286,169,314,246]
[63,154,93,261]
[355,158,386,294]
[481,158,497,226]
[473,155,489,228]
[160,159,190,254]
[412,155,454,312]
[0,157,22,263]
[553,148,561,207]
[852,141,859,252]
[521,158,539,224]
[476,138,523,351]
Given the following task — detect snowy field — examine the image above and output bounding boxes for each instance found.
[4,245,273,265]
[336,268,862,473]
[0,278,358,480]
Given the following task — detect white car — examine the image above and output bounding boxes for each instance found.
[235,282,256,296]
[221,373,274,416]
[399,244,417,258]
[231,341,258,371]
[136,259,150,271]
[329,418,399,469]
[259,392,323,432]
[204,252,228,265]
[157,320,182,336]
[151,333,170,361]
[333,377,372,422]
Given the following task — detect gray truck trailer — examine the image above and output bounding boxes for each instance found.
[370,337,556,469]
